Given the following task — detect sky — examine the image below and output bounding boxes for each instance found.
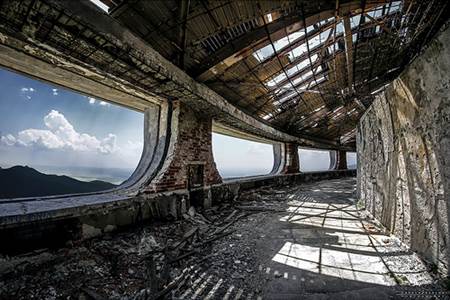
[212,134,274,177]
[299,148,331,172]
[0,68,144,173]
[0,67,356,181]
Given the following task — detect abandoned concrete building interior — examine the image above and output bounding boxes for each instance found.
[0,0,449,298]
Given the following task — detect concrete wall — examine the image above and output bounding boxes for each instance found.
[357,25,450,275]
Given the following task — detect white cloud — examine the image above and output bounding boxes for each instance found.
[85,96,110,107]
[99,133,117,154]
[52,88,58,96]
[1,110,117,154]
[17,129,65,149]
[0,134,16,146]
[21,87,34,92]
[20,87,35,100]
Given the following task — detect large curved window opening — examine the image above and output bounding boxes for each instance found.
[346,152,357,169]
[299,148,331,172]
[212,133,274,178]
[0,68,144,199]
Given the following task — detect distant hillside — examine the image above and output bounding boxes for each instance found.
[0,166,117,199]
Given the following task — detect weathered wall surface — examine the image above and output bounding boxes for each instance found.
[281,143,300,174]
[147,101,222,192]
[357,25,450,275]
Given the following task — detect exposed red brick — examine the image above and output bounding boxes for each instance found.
[147,101,222,192]
[281,142,299,174]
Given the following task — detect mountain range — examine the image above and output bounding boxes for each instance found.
[0,166,117,199]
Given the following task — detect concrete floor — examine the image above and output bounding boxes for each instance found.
[1,178,445,299]
[177,178,443,299]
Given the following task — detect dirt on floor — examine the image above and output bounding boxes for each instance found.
[0,178,447,300]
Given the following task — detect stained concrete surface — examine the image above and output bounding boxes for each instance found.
[357,23,450,275]
[0,178,446,299]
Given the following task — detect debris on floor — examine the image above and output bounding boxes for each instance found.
[0,179,446,299]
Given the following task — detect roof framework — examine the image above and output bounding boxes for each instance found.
[104,0,448,147]
[1,0,448,148]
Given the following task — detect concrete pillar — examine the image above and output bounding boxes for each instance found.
[146,101,222,192]
[270,143,283,174]
[329,150,337,170]
[121,102,171,191]
[335,150,348,170]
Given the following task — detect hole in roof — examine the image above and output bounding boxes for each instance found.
[274,75,312,96]
[308,28,332,49]
[265,54,318,87]
[89,0,109,12]
[253,30,306,62]
[319,17,335,26]
[388,1,402,13]
[350,14,361,29]
[262,113,273,120]
[252,22,324,63]
[309,75,327,88]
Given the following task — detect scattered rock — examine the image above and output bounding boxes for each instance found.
[188,206,196,217]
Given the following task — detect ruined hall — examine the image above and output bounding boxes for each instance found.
[0,0,449,299]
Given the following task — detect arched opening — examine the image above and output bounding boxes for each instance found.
[212,133,274,178]
[346,152,357,169]
[0,68,144,199]
[298,148,331,172]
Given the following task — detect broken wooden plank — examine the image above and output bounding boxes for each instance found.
[170,226,198,250]
[170,231,235,263]
[81,287,106,300]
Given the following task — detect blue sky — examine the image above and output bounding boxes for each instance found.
[0,67,356,181]
[0,68,144,170]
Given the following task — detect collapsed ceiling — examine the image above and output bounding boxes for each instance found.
[103,0,447,147]
[0,0,447,148]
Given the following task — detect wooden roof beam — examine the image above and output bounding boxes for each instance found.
[191,13,305,78]
[343,15,354,91]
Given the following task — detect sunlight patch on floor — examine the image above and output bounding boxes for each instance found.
[272,241,396,285]
[273,200,434,286]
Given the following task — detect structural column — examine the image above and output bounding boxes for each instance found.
[146,101,222,192]
[335,150,348,170]
[283,143,300,173]
[272,142,300,174]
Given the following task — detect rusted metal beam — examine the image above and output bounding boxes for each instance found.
[364,13,394,35]
[343,15,354,90]
[192,13,304,77]
[176,0,190,69]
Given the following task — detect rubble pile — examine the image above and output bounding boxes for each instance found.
[0,186,289,299]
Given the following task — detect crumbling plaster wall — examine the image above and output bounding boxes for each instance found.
[147,101,222,192]
[357,25,450,275]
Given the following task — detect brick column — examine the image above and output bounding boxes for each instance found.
[147,101,222,192]
[335,150,348,170]
[281,142,300,174]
